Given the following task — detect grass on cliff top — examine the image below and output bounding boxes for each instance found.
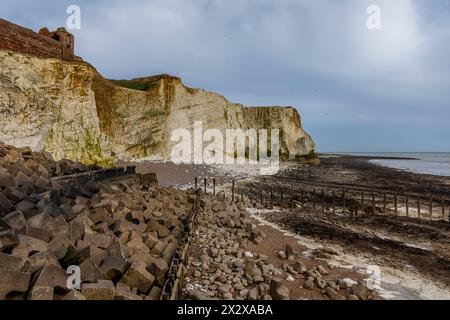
[109,79,158,92]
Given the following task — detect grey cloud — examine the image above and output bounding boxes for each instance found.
[0,0,449,151]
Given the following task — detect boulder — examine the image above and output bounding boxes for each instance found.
[80,245,108,266]
[29,286,54,300]
[115,282,143,300]
[128,252,153,266]
[82,280,115,300]
[145,286,162,300]
[143,234,159,250]
[315,278,327,290]
[126,211,145,225]
[244,261,262,278]
[148,257,169,287]
[48,234,82,266]
[27,250,60,273]
[113,220,135,235]
[0,229,17,251]
[2,211,27,230]
[120,260,155,294]
[161,240,178,264]
[69,221,92,244]
[14,171,33,189]
[107,240,131,259]
[285,244,296,259]
[126,237,150,256]
[62,290,87,300]
[325,287,346,300]
[101,255,129,280]
[5,188,25,203]
[0,252,28,271]
[317,265,329,275]
[248,287,259,300]
[89,207,114,226]
[0,170,15,189]
[27,213,61,231]
[79,258,105,283]
[293,260,307,274]
[33,264,68,291]
[0,269,31,299]
[83,233,112,249]
[0,193,14,214]
[304,278,315,290]
[186,289,216,300]
[145,218,170,238]
[351,283,371,300]
[59,204,76,221]
[269,278,290,300]
[12,234,47,258]
[15,199,36,216]
[150,240,166,256]
[25,226,51,242]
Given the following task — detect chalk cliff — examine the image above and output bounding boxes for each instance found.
[0,50,316,166]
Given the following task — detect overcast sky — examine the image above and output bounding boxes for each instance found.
[2,0,449,152]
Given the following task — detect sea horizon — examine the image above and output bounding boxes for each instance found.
[320,152,450,177]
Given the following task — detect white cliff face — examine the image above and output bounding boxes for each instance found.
[0,50,316,166]
[0,50,114,166]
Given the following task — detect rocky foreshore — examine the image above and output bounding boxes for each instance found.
[0,141,194,300]
[183,194,376,300]
[0,141,377,300]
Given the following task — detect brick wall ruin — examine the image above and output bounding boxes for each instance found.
[0,18,75,60]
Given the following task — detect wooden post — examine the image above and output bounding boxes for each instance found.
[383,193,387,214]
[232,180,235,203]
[405,194,409,218]
[394,193,398,216]
[270,185,273,206]
[195,177,198,190]
[372,193,376,214]
[213,178,216,195]
[290,185,294,209]
[442,196,446,221]
[429,196,433,221]
[417,198,421,219]
[342,190,346,213]
[361,191,365,215]
[322,189,325,213]
[331,190,335,213]
[312,188,316,211]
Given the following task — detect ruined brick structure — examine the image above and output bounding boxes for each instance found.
[0,18,75,60]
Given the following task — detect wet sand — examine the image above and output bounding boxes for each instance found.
[307,155,450,196]
[129,155,450,196]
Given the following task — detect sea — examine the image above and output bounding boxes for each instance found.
[337,152,450,177]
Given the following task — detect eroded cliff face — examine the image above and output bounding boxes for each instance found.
[0,50,316,166]
[0,51,114,166]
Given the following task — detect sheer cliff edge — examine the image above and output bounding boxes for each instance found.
[0,50,316,167]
